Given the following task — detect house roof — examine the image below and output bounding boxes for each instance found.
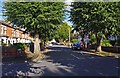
[0,21,24,32]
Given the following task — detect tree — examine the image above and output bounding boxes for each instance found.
[3,2,65,53]
[54,22,72,42]
[70,2,120,52]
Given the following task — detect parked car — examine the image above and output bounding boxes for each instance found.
[48,43,53,47]
[72,42,83,50]
[51,42,58,45]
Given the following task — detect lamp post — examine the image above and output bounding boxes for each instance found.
[68,28,71,47]
[69,28,70,43]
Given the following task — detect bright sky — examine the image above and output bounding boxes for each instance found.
[0,0,3,20]
[64,0,73,26]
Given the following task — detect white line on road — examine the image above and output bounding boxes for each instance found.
[70,54,81,60]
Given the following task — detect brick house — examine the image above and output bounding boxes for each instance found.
[0,21,32,45]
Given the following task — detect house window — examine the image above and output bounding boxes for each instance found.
[3,26,7,35]
[1,25,4,35]
[12,29,14,37]
[17,30,19,37]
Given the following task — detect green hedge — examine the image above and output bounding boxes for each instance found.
[13,43,26,49]
[110,41,116,46]
[90,34,96,44]
[101,40,112,47]
[1,43,7,47]
[116,39,120,46]
[72,39,78,43]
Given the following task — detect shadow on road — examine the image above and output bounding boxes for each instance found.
[42,46,119,76]
[2,56,30,76]
[2,46,119,76]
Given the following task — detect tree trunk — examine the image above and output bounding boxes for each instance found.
[34,34,41,53]
[44,40,46,49]
[95,34,102,52]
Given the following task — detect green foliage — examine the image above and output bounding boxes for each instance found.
[110,40,116,46]
[72,39,78,43]
[54,22,72,42]
[3,2,65,40]
[13,43,26,49]
[70,2,120,48]
[70,2,120,36]
[1,43,7,47]
[101,40,112,47]
[90,34,96,44]
[116,39,120,46]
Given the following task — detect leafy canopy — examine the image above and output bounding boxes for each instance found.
[70,2,120,37]
[3,2,65,39]
[54,22,72,42]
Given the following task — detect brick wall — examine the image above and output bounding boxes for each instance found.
[102,46,120,53]
[6,26,12,38]
[89,44,120,53]
[2,47,18,58]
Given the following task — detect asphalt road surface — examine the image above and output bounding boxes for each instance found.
[2,45,120,76]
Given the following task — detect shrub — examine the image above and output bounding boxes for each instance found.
[110,40,116,46]
[101,40,112,47]
[1,43,7,47]
[116,39,120,46]
[90,34,96,44]
[72,39,78,43]
[13,43,26,49]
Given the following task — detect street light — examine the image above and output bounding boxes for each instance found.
[68,28,71,47]
[69,28,70,43]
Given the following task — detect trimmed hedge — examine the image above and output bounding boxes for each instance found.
[13,43,26,49]
[72,39,78,43]
[110,41,116,46]
[101,40,112,47]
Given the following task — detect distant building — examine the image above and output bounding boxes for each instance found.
[0,21,33,45]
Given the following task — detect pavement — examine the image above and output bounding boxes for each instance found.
[2,45,120,77]
[82,49,120,58]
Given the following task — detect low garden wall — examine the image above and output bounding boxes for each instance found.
[89,44,120,53]
[102,46,120,53]
[2,46,18,58]
[1,43,46,58]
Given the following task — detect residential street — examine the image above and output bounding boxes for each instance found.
[2,45,120,76]
[1,1,120,77]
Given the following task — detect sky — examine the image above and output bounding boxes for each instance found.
[0,0,73,26]
[0,0,3,20]
[64,0,73,26]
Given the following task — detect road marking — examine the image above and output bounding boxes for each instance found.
[70,54,81,60]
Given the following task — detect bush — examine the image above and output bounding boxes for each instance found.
[101,40,112,47]
[110,40,116,46]
[13,43,26,49]
[1,43,7,47]
[72,39,78,43]
[90,34,96,44]
[116,39,120,46]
